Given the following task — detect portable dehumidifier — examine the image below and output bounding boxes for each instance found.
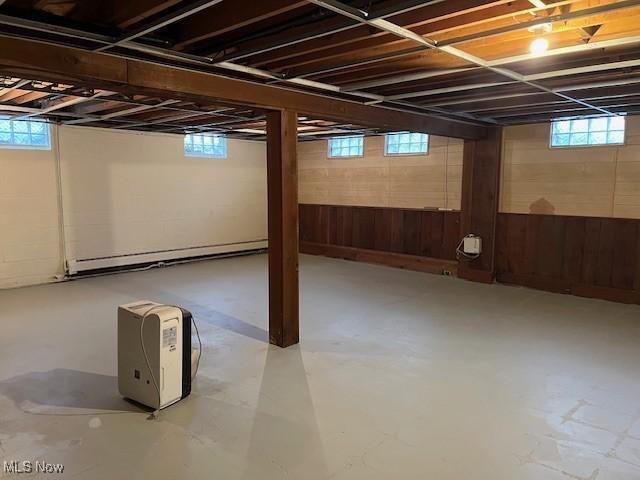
[118,300,197,410]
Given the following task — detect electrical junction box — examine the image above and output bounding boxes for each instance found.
[463,235,482,255]
[118,300,192,410]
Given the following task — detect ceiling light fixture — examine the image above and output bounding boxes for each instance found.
[530,37,549,55]
[528,22,552,56]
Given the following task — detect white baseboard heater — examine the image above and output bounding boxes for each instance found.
[66,240,268,274]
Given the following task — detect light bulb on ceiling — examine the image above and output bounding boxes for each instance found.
[530,37,549,56]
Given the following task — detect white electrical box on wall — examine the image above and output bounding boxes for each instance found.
[463,235,482,255]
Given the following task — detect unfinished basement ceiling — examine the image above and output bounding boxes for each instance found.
[1,0,640,138]
[0,78,388,140]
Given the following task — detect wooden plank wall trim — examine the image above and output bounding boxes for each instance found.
[299,203,461,262]
[301,205,640,305]
[496,212,640,304]
[459,127,503,283]
[301,242,458,276]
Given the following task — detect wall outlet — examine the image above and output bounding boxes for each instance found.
[463,236,482,255]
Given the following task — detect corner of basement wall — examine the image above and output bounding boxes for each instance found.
[0,125,269,289]
[0,123,65,289]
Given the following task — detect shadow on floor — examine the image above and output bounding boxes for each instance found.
[241,345,328,479]
[185,302,269,344]
[0,369,143,413]
[97,277,269,343]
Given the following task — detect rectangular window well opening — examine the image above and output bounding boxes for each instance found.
[385,132,429,155]
[550,116,625,148]
[328,135,364,158]
[0,117,51,149]
[184,133,227,158]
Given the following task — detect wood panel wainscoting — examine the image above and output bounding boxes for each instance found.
[496,213,640,304]
[299,204,461,275]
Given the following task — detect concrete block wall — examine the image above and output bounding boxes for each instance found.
[58,126,267,269]
[501,116,640,219]
[0,124,267,288]
[0,145,63,288]
[298,134,463,210]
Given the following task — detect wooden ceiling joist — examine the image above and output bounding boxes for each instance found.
[1,0,640,131]
[111,0,183,29]
[0,36,487,139]
[173,0,309,50]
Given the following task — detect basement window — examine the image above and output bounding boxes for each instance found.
[385,132,429,155]
[0,117,50,149]
[184,133,227,158]
[550,116,625,147]
[328,135,364,158]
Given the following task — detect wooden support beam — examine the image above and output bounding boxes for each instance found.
[267,110,299,348]
[0,37,487,139]
[459,126,503,283]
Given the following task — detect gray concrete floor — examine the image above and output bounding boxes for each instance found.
[1,253,639,479]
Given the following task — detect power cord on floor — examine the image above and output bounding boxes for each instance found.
[191,312,202,382]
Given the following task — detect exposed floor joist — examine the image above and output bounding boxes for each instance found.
[0,0,639,135]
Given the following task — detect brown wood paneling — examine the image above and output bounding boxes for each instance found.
[330,205,339,245]
[298,204,311,242]
[303,207,640,305]
[537,215,565,279]
[373,208,392,252]
[595,218,616,288]
[338,206,353,247]
[496,213,640,305]
[402,210,421,256]
[302,207,640,305]
[563,216,585,284]
[389,208,405,254]
[318,205,330,245]
[352,207,376,250]
[495,214,509,276]
[582,218,601,285]
[301,242,458,276]
[459,127,503,282]
[523,214,541,277]
[442,212,461,261]
[611,220,639,290]
[507,213,528,277]
[299,204,461,270]
[419,211,442,258]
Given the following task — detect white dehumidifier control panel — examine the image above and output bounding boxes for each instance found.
[118,300,191,410]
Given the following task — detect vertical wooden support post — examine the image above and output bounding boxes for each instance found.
[459,126,503,284]
[266,110,299,347]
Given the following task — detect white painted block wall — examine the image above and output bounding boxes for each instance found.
[0,146,62,288]
[58,126,267,271]
[0,125,267,288]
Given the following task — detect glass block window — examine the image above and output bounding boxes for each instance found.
[328,135,364,158]
[184,133,227,158]
[551,116,625,147]
[0,117,50,149]
[385,132,429,155]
